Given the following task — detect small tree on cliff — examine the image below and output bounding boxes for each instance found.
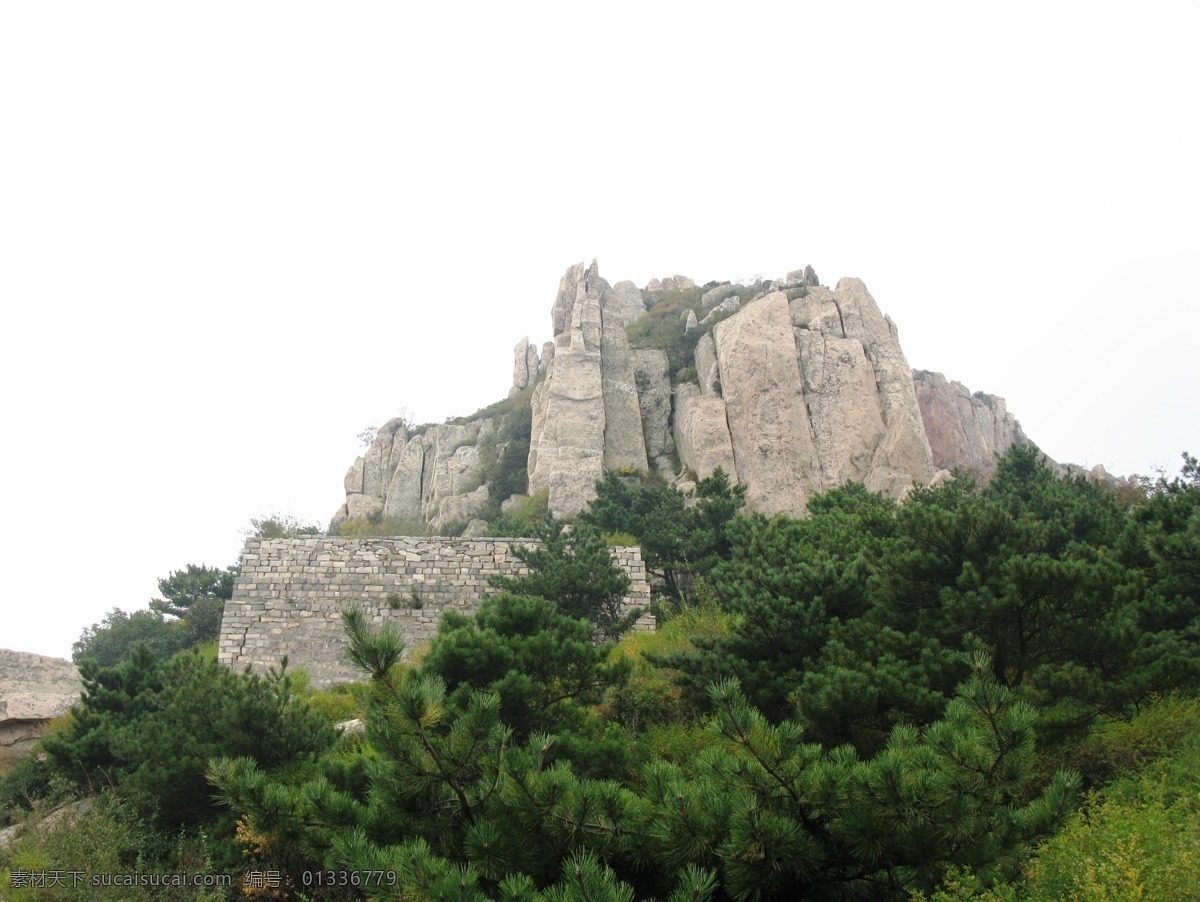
[489,514,638,640]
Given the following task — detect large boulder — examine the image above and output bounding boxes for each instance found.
[0,649,81,758]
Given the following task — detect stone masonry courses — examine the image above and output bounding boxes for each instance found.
[219,536,653,688]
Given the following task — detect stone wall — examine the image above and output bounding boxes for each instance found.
[218,537,653,688]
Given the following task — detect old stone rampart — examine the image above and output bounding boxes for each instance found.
[218,537,652,688]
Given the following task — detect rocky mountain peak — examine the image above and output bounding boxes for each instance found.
[336,260,1049,533]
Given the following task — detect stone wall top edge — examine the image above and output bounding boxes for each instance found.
[244,537,641,552]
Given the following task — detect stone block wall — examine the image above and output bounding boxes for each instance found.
[218,537,653,688]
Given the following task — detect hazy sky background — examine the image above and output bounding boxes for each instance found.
[3,2,1197,660]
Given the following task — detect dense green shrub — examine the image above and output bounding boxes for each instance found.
[1021,714,1200,899]
[0,792,227,901]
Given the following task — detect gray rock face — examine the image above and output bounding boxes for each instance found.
[632,349,676,477]
[913,369,1030,477]
[785,265,820,287]
[462,518,489,538]
[435,483,490,530]
[713,293,820,515]
[660,275,696,292]
[335,418,496,532]
[606,280,648,327]
[0,649,80,756]
[528,262,609,516]
[699,295,741,329]
[673,383,739,481]
[695,332,721,394]
[335,259,1046,529]
[831,278,934,496]
[600,284,650,474]
[510,337,541,396]
[677,279,934,515]
[700,284,738,308]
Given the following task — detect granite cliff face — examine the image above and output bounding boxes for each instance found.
[913,370,1031,477]
[336,416,501,533]
[335,261,1042,530]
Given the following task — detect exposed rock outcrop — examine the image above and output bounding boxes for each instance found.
[510,337,541,396]
[913,369,1030,477]
[605,280,648,327]
[700,283,738,308]
[713,292,821,515]
[786,264,821,287]
[601,288,650,475]
[699,295,741,329]
[528,262,609,516]
[0,649,80,758]
[646,275,696,293]
[335,259,1044,530]
[830,278,935,497]
[632,350,676,477]
[673,383,739,482]
[336,417,498,532]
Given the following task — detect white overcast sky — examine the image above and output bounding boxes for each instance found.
[2,2,1197,660]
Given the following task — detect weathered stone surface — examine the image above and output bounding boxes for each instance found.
[510,337,541,396]
[605,280,648,327]
[795,328,887,486]
[339,419,495,532]
[552,262,587,338]
[220,537,653,688]
[632,349,676,477]
[913,369,1030,477]
[694,332,720,394]
[362,420,405,499]
[699,295,741,328]
[785,280,933,495]
[382,437,429,524]
[334,259,1047,532]
[428,440,488,523]
[700,283,738,308]
[785,264,820,287]
[713,293,819,515]
[673,383,739,482]
[0,649,80,756]
[660,275,696,292]
[528,262,607,517]
[600,283,650,474]
[434,483,490,531]
[462,518,489,538]
[833,278,934,495]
